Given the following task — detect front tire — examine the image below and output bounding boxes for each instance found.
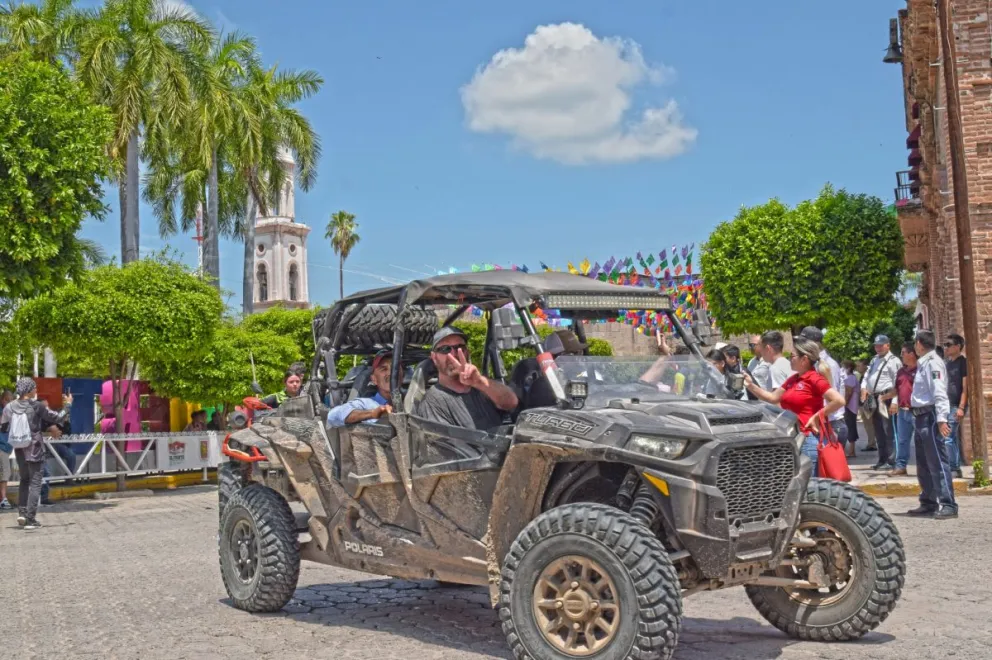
[499,503,683,660]
[217,461,243,522]
[219,485,300,613]
[745,478,905,641]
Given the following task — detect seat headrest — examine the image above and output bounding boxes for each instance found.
[416,358,437,379]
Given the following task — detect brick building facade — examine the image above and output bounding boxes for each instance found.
[893,0,992,458]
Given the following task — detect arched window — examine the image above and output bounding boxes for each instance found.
[257,264,268,302]
[288,264,299,301]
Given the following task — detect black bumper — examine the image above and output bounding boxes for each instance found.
[642,437,811,579]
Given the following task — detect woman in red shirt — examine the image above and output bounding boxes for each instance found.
[745,338,845,476]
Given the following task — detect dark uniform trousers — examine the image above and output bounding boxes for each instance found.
[914,409,957,512]
[870,407,896,466]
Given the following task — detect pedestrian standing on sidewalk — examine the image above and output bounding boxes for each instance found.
[855,359,877,450]
[943,333,968,479]
[744,338,845,477]
[0,378,71,530]
[746,335,769,401]
[759,330,793,390]
[861,335,901,471]
[0,389,13,510]
[841,360,860,458]
[798,327,849,450]
[889,343,918,476]
[908,331,956,520]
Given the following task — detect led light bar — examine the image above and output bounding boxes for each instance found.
[544,293,671,311]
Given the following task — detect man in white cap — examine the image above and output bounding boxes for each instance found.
[861,334,902,471]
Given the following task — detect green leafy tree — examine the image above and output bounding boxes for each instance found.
[326,210,359,300]
[701,186,904,334]
[14,259,223,428]
[143,321,299,411]
[0,55,112,300]
[240,306,318,363]
[823,305,918,362]
[76,0,212,264]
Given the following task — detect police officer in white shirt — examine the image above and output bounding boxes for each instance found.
[799,326,849,447]
[860,334,902,470]
[908,330,956,519]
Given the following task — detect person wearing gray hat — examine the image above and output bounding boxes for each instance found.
[0,377,72,530]
[416,326,518,430]
[860,334,902,470]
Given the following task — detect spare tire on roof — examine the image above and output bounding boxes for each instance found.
[320,304,438,350]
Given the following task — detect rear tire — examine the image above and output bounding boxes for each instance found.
[219,485,300,613]
[499,503,683,660]
[745,478,905,641]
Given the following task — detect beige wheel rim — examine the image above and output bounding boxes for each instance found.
[532,555,620,656]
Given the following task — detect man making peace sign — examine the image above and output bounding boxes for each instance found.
[416,328,519,430]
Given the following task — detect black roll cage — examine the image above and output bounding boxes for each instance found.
[310,278,706,412]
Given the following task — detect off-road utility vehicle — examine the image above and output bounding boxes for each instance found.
[218,271,905,660]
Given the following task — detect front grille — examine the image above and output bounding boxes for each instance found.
[709,414,763,427]
[716,444,796,522]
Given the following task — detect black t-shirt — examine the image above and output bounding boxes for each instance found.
[416,384,505,430]
[946,355,967,407]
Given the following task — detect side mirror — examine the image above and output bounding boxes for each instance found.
[250,382,264,395]
[691,309,715,346]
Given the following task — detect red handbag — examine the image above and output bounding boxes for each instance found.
[815,410,852,482]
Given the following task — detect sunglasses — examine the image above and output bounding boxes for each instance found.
[433,343,468,355]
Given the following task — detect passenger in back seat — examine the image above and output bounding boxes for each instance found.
[327,351,393,427]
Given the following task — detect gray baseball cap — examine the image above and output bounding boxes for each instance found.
[431,326,468,350]
[873,334,890,345]
[799,326,824,343]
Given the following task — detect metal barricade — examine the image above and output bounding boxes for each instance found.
[3,432,222,485]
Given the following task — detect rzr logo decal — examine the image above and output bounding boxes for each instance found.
[344,541,384,557]
[522,413,594,436]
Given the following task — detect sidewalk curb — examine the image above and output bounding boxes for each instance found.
[6,470,217,505]
[859,480,992,497]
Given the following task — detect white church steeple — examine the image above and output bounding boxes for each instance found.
[253,148,311,311]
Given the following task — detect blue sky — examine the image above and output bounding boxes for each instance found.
[78,0,910,310]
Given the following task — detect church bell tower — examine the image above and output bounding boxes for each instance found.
[253,147,311,311]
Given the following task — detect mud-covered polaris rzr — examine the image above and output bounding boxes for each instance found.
[217,271,905,660]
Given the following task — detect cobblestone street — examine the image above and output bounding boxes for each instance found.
[1,486,989,659]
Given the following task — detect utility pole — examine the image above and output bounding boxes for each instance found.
[937,0,989,481]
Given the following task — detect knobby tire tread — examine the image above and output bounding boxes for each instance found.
[220,485,300,613]
[217,462,242,521]
[745,478,905,642]
[499,502,683,660]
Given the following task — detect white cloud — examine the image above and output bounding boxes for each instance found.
[461,23,696,165]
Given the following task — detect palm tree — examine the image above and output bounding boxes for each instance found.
[326,211,359,300]
[233,61,321,314]
[143,31,255,287]
[76,0,212,264]
[0,0,90,64]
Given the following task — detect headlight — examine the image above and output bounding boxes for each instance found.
[627,434,688,460]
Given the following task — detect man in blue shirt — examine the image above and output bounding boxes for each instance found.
[327,351,393,427]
